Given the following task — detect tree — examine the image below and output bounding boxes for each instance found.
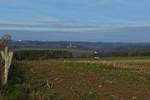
[0,33,12,46]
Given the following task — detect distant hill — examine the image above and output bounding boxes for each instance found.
[12,40,150,52]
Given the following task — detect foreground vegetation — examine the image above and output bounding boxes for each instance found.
[0,62,27,100]
[2,58,150,100]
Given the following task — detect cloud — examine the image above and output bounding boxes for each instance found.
[1,19,150,32]
[1,13,150,33]
[0,14,103,31]
[0,21,102,32]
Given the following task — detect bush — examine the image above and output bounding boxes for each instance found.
[0,62,27,100]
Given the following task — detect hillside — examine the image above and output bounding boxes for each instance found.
[12,41,150,52]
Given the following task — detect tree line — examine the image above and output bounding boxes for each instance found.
[14,49,73,60]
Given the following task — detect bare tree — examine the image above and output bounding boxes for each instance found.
[0,33,12,46]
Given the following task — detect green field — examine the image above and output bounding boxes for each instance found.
[98,56,150,60]
[1,58,150,100]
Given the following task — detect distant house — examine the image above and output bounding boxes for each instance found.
[18,40,22,42]
[94,51,98,55]
[93,50,100,59]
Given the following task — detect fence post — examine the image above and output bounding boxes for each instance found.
[0,43,5,88]
[0,46,13,86]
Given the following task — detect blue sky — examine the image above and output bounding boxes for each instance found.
[0,0,150,42]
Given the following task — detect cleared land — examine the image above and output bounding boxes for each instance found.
[9,58,150,100]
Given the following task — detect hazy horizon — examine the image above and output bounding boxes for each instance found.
[0,0,150,42]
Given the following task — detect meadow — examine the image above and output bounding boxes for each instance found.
[1,58,150,100]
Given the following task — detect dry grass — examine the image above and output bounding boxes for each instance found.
[16,59,150,100]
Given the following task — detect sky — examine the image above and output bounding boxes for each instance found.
[0,0,150,42]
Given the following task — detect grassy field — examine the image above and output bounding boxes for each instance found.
[98,56,150,61]
[1,58,149,100]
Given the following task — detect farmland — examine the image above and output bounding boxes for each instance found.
[1,0,150,100]
[2,58,150,100]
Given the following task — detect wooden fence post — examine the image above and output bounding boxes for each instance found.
[1,47,13,85]
[0,43,5,88]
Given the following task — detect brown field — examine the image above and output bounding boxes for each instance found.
[13,59,150,100]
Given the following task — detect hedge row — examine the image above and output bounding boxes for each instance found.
[14,50,73,60]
